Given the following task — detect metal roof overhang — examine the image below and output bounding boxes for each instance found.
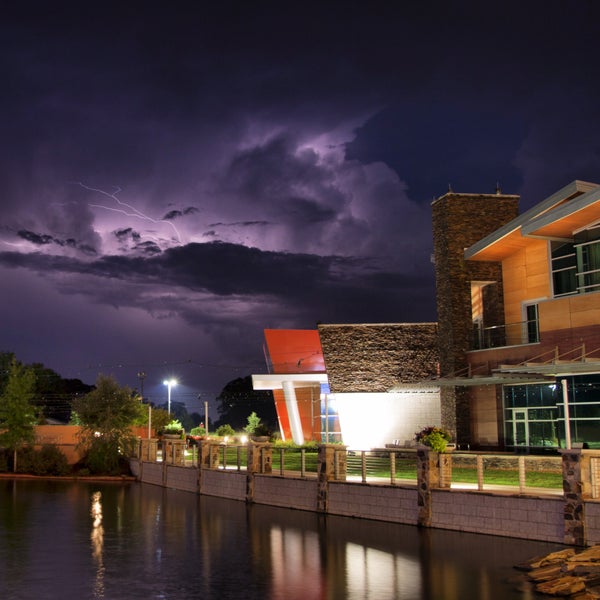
[434,359,600,387]
[252,373,328,390]
[464,180,599,261]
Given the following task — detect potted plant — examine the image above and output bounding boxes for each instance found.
[415,425,453,453]
[162,419,184,439]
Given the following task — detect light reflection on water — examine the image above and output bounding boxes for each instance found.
[0,479,561,599]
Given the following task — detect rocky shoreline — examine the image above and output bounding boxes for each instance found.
[516,547,600,598]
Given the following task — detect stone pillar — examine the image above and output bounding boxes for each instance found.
[417,446,451,527]
[246,441,272,502]
[560,449,586,546]
[140,438,158,462]
[163,439,185,465]
[201,441,220,470]
[317,444,347,513]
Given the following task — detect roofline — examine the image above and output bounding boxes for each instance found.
[522,184,600,236]
[318,322,438,328]
[464,180,598,260]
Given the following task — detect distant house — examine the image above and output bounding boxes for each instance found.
[433,180,600,450]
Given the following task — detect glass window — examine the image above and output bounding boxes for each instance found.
[551,241,577,296]
[578,240,600,293]
[503,378,600,448]
[525,304,539,344]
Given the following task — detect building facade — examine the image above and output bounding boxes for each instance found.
[253,324,440,449]
[434,180,600,450]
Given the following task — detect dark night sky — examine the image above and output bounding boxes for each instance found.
[2,1,600,411]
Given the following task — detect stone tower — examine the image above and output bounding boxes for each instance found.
[431,190,520,446]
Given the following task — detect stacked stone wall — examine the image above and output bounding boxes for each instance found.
[318,323,438,393]
[431,193,520,444]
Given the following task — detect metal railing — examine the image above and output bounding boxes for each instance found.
[146,442,564,494]
[473,319,539,350]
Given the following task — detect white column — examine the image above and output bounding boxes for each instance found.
[282,381,304,445]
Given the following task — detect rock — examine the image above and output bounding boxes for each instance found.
[570,548,600,563]
[536,575,586,596]
[529,564,566,582]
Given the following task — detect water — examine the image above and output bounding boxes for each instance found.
[0,479,562,599]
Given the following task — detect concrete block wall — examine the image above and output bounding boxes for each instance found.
[432,490,564,542]
[142,462,164,487]
[253,475,319,511]
[585,502,600,545]
[327,482,419,524]
[200,469,247,501]
[132,458,600,546]
[165,465,199,493]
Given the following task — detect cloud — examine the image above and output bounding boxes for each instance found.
[0,239,436,326]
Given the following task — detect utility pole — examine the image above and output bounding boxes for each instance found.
[137,371,146,401]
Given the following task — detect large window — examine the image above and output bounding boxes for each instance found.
[577,238,600,293]
[551,241,577,296]
[504,375,600,449]
[551,227,600,297]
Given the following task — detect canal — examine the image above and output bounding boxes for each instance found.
[0,479,562,599]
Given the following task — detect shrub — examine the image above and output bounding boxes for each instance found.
[216,424,235,437]
[415,426,452,453]
[0,449,10,472]
[163,419,184,434]
[82,438,127,475]
[189,426,206,437]
[37,444,70,475]
[15,445,70,475]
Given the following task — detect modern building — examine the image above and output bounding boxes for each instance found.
[433,180,600,450]
[252,324,440,449]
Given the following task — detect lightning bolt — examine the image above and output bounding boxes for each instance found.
[74,182,183,244]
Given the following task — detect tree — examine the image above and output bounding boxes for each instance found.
[29,362,93,423]
[72,374,140,474]
[244,411,271,437]
[0,359,37,472]
[215,375,277,430]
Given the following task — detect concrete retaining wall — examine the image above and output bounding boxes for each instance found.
[142,462,164,487]
[585,502,600,545]
[254,475,318,511]
[201,469,247,501]
[132,458,600,546]
[165,465,199,493]
[327,482,419,524]
[432,489,564,542]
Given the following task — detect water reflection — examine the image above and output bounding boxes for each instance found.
[0,480,561,599]
[90,491,104,598]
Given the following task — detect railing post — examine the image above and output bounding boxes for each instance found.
[317,444,347,513]
[201,440,220,470]
[560,448,586,546]
[390,451,396,485]
[518,455,526,493]
[279,448,284,476]
[361,451,367,483]
[301,448,306,477]
[477,454,484,490]
[237,445,242,471]
[246,440,272,503]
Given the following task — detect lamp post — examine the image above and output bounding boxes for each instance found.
[163,379,177,414]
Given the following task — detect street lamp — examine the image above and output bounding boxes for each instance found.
[163,379,177,414]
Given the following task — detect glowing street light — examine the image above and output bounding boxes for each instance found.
[163,379,177,414]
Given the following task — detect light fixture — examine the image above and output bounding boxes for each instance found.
[163,379,177,414]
